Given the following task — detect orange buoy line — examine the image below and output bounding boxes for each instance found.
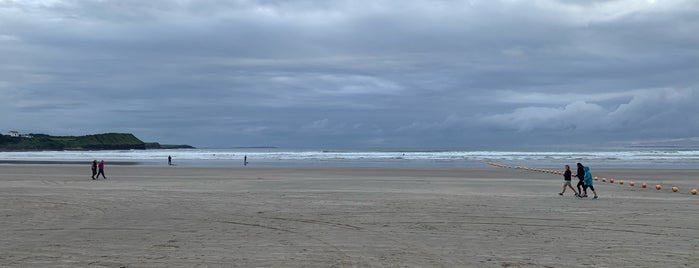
[485,161,697,196]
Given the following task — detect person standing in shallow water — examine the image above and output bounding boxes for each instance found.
[96,160,107,179]
[91,160,97,180]
[559,165,579,196]
[168,155,172,166]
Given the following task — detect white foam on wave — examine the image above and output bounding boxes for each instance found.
[1,148,698,163]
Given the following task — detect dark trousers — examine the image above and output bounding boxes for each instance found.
[577,180,585,194]
[96,169,106,179]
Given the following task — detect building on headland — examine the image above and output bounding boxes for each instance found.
[5,131,33,138]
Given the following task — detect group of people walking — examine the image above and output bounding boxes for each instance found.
[560,162,598,199]
[91,160,106,180]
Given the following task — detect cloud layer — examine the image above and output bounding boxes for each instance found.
[1,0,697,148]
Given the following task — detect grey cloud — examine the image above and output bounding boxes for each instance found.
[480,89,698,140]
[1,0,697,148]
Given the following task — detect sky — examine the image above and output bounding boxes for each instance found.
[1,0,698,149]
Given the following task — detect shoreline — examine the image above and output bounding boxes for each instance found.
[1,148,698,169]
[2,159,699,169]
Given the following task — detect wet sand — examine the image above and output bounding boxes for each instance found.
[1,164,697,267]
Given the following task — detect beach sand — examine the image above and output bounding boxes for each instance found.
[1,164,697,267]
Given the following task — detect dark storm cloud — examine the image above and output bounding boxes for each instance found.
[1,0,697,148]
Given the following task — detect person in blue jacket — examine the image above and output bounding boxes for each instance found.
[582,166,598,199]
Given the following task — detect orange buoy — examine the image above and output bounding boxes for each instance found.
[619,180,624,185]
[602,178,606,182]
[641,182,647,188]
[672,186,679,192]
[691,189,697,195]
[594,176,598,181]
[629,181,635,186]
[656,185,662,190]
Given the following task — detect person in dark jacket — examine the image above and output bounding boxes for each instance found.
[559,165,579,196]
[574,163,586,197]
[91,160,97,180]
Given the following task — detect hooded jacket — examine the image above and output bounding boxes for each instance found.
[583,166,593,185]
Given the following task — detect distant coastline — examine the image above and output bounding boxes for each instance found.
[230,146,278,149]
[0,132,193,151]
[145,142,195,150]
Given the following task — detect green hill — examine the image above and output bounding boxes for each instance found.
[0,133,147,151]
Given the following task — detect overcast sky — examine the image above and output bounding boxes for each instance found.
[1,0,697,148]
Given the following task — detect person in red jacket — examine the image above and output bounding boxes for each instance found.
[96,160,107,179]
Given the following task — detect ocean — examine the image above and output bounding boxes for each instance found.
[0,148,698,169]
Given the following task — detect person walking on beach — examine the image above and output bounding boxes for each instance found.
[582,166,599,199]
[244,155,248,166]
[96,160,107,179]
[559,165,579,196]
[91,160,98,180]
[574,163,585,197]
[168,155,172,166]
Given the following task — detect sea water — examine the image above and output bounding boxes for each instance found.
[0,147,697,169]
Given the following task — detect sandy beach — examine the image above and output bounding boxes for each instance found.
[1,164,697,267]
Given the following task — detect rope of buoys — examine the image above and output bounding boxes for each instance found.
[485,161,698,196]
